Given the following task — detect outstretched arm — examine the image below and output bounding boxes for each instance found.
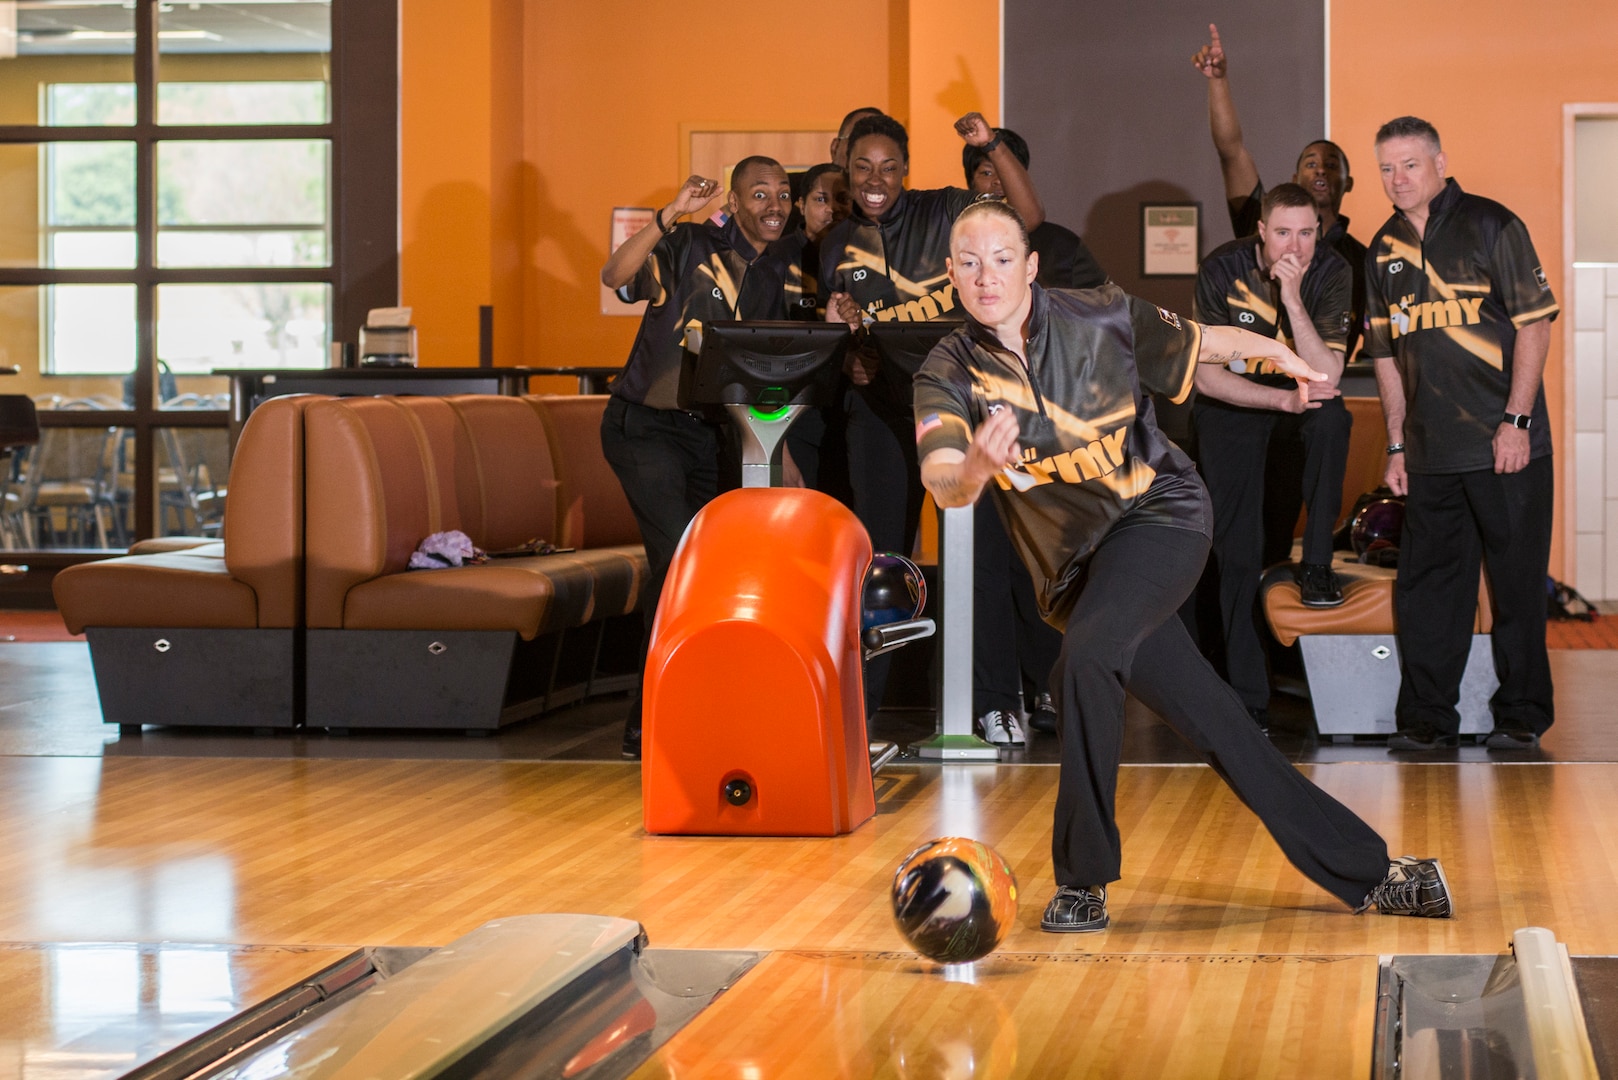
[1191,23,1260,204]
[1197,323,1326,410]
[600,175,720,289]
[956,112,1045,229]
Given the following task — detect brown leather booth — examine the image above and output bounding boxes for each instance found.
[54,392,647,734]
[53,394,317,730]
[302,394,645,731]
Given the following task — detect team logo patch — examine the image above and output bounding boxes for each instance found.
[1389,260,1405,274]
[1534,266,1549,290]
[711,287,723,299]
[1157,307,1181,329]
[1238,311,1255,324]
[915,413,943,441]
[852,269,868,281]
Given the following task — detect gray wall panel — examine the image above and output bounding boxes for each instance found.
[1005,2,1326,315]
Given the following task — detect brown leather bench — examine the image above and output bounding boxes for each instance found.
[1262,553,1498,740]
[52,394,317,730]
[302,394,646,731]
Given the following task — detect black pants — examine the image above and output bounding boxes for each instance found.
[974,494,1062,715]
[1193,396,1352,710]
[1395,456,1555,736]
[846,384,926,717]
[599,397,723,725]
[1050,524,1389,908]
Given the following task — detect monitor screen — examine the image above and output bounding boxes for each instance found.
[866,320,963,404]
[680,321,851,410]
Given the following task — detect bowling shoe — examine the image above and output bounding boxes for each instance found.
[976,709,1026,746]
[1041,885,1108,932]
[1357,856,1453,918]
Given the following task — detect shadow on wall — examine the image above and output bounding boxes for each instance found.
[1084,180,1199,317]
[522,164,685,369]
[403,181,491,365]
[934,55,984,119]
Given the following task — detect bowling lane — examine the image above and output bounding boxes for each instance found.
[630,950,1378,1078]
[0,942,353,1079]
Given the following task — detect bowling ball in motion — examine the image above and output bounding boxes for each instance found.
[891,837,1018,964]
[1351,497,1405,566]
[862,552,927,631]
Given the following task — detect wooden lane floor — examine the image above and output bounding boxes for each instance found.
[631,951,1380,1078]
[3,755,1618,959]
[0,942,352,1076]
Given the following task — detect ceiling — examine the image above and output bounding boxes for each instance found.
[10,1,330,55]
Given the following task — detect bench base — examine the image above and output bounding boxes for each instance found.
[1299,633,1498,738]
[86,627,296,729]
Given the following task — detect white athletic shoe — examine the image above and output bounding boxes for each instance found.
[976,709,1026,746]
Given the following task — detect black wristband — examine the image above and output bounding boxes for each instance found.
[655,208,674,235]
[1386,443,1405,455]
[982,131,1004,154]
[1503,412,1532,430]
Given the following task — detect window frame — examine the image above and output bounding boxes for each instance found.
[0,0,397,550]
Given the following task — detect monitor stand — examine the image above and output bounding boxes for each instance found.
[724,403,806,489]
[860,323,999,761]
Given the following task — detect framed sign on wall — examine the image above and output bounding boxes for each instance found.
[1141,203,1200,277]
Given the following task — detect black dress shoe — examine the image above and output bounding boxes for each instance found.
[1485,728,1539,750]
[1297,562,1345,608]
[1029,692,1058,734]
[621,724,642,760]
[1387,727,1459,752]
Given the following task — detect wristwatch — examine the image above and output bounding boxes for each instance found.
[1503,412,1532,429]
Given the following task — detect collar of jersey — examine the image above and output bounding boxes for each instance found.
[1396,176,1464,231]
[717,214,764,263]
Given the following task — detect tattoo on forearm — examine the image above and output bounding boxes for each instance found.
[1202,349,1245,365]
[932,472,975,505]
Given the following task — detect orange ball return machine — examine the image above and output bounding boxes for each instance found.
[642,322,934,836]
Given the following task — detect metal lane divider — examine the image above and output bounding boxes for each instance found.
[129,915,760,1080]
[1372,925,1603,1079]
[910,504,999,762]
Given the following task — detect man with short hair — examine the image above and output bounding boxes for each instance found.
[1191,23,1366,358]
[599,158,793,759]
[1365,117,1559,753]
[1193,182,1355,728]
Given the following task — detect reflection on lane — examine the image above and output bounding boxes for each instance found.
[0,942,347,1080]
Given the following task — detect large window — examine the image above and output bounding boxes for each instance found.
[0,0,392,556]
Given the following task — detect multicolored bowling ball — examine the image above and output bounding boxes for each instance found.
[1351,497,1405,566]
[862,552,927,631]
[891,837,1018,964]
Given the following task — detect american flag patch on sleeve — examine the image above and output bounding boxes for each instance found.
[916,413,944,441]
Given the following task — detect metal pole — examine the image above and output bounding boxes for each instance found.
[911,502,998,761]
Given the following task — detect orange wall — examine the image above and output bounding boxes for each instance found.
[906,0,1001,190]
[400,0,999,377]
[1331,0,1618,579]
[399,0,524,369]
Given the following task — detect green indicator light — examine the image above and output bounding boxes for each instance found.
[749,402,792,422]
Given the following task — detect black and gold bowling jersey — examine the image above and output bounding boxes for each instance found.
[819,187,975,323]
[913,283,1210,626]
[770,229,826,321]
[1193,235,1352,388]
[1030,221,1108,290]
[614,216,786,409]
[1231,182,1368,358]
[1363,178,1559,474]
